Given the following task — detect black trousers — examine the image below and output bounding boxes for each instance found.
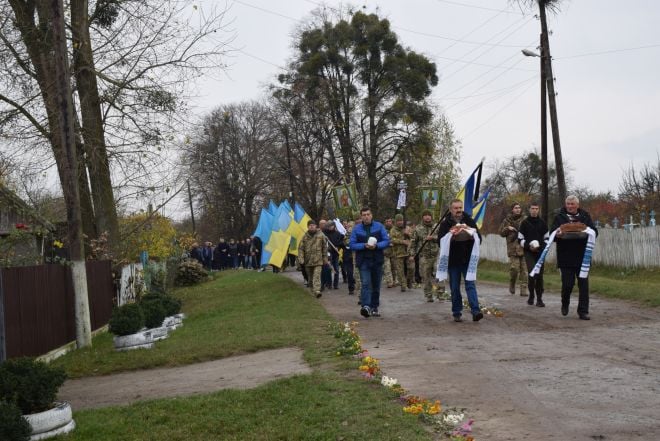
[560,267,589,315]
[523,250,544,296]
[343,256,355,292]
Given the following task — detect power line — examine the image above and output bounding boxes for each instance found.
[433,0,525,15]
[443,74,537,100]
[449,75,536,116]
[233,0,298,22]
[460,79,537,140]
[438,17,534,80]
[555,43,660,60]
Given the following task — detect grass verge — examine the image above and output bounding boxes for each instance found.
[51,270,433,440]
[478,259,660,306]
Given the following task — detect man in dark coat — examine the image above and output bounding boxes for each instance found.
[518,202,549,306]
[437,199,483,322]
[551,195,598,320]
[201,241,213,270]
[324,221,345,289]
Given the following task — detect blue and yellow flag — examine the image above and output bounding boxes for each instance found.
[456,160,484,217]
[471,188,490,230]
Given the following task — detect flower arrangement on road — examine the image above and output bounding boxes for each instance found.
[462,299,504,317]
[330,321,477,440]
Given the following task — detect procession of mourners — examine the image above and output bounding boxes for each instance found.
[191,175,598,323]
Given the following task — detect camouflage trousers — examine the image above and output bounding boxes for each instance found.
[383,257,394,286]
[305,265,322,296]
[419,255,437,299]
[393,256,413,290]
[352,259,361,293]
[509,256,527,294]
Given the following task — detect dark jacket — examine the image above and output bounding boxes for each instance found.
[349,221,390,267]
[190,247,203,264]
[437,213,481,267]
[517,216,549,253]
[201,246,213,268]
[551,207,598,268]
[324,228,345,257]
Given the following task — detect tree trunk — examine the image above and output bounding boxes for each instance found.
[51,0,92,348]
[70,0,119,250]
[539,2,567,203]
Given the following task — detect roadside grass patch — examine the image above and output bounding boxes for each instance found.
[51,372,429,440]
[478,260,660,306]
[53,271,336,378]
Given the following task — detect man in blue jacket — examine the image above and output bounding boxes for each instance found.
[349,207,390,318]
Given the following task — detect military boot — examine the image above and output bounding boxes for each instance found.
[536,292,545,307]
[527,288,535,306]
[509,279,516,294]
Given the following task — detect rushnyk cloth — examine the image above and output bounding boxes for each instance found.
[435,229,481,282]
[530,227,596,278]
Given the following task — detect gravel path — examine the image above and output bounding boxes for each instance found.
[283,270,660,441]
[58,348,311,410]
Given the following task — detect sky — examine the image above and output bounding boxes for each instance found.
[188,0,660,198]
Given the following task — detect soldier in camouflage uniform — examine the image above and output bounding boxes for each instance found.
[382,218,395,288]
[499,203,527,296]
[298,219,328,298]
[409,209,440,302]
[390,214,413,292]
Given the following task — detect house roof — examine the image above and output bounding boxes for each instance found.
[0,183,56,232]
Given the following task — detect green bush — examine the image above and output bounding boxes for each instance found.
[140,298,167,329]
[0,358,67,414]
[174,259,208,286]
[0,401,31,441]
[108,303,145,336]
[160,295,182,316]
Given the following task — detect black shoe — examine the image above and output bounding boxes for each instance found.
[315,292,322,298]
[536,300,545,307]
[348,291,355,295]
[453,315,463,322]
[360,306,371,318]
[473,312,484,322]
[357,300,361,305]
[426,297,434,303]
[371,309,380,317]
[561,305,569,316]
[527,296,534,306]
[579,314,590,320]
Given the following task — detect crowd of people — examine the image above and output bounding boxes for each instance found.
[297,195,597,322]
[189,237,263,271]
[189,195,598,322]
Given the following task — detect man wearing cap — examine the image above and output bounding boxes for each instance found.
[410,209,439,302]
[499,202,526,296]
[390,214,414,292]
[298,219,328,298]
[349,207,390,317]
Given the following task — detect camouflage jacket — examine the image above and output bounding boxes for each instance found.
[298,230,327,266]
[409,222,439,259]
[499,214,524,257]
[389,226,411,258]
[383,226,393,257]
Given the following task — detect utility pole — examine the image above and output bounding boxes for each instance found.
[52,0,92,347]
[540,33,549,227]
[187,179,196,234]
[539,2,567,203]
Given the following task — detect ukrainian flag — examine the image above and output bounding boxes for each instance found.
[287,202,311,255]
[264,204,292,268]
[471,188,490,230]
[456,160,484,217]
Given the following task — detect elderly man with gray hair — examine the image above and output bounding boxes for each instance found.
[551,195,598,320]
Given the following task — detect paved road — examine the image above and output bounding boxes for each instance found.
[285,271,660,441]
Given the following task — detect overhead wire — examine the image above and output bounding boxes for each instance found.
[460,79,537,140]
[433,0,525,15]
[555,43,660,60]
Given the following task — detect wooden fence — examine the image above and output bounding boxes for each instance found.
[0,261,114,360]
[479,226,660,268]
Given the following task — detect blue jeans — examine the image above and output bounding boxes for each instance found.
[359,260,384,310]
[448,264,480,317]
